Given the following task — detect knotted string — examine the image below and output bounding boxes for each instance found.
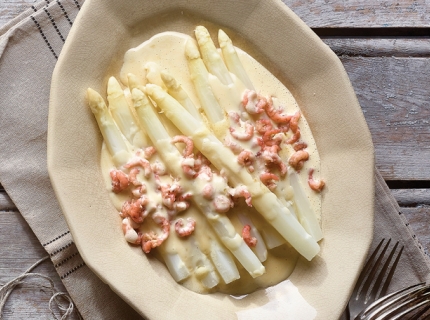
[0,256,81,319]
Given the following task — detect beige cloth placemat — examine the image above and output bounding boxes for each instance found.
[0,1,429,319]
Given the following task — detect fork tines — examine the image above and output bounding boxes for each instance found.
[348,238,404,319]
[357,282,430,319]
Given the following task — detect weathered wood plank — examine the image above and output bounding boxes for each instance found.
[339,56,430,181]
[283,0,430,28]
[0,191,16,211]
[392,189,430,206]
[323,38,430,57]
[0,210,81,319]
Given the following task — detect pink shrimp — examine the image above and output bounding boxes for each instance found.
[237,150,255,172]
[141,216,170,253]
[241,90,265,114]
[264,98,292,124]
[293,141,308,151]
[286,128,301,145]
[197,165,213,181]
[171,135,196,177]
[171,135,194,158]
[263,128,283,147]
[229,121,254,141]
[124,157,152,178]
[229,185,252,207]
[110,169,129,193]
[213,195,233,213]
[288,150,309,171]
[143,146,157,159]
[128,168,141,186]
[260,172,279,191]
[289,111,301,133]
[224,138,244,154]
[175,218,196,237]
[242,225,257,247]
[127,168,148,197]
[120,196,150,224]
[255,119,273,134]
[121,217,142,245]
[308,168,325,192]
[202,183,214,200]
[151,161,167,175]
[261,147,287,176]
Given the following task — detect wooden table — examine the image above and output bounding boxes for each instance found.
[1,1,430,318]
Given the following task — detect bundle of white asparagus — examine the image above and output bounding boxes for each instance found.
[86,26,324,293]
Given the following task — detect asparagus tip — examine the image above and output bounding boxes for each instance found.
[217,29,231,47]
[185,39,201,60]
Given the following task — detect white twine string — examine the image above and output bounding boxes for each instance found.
[0,256,81,319]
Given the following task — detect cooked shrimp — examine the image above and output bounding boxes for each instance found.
[128,168,142,186]
[289,111,301,133]
[141,216,170,253]
[224,138,243,154]
[228,185,252,207]
[286,128,301,145]
[261,147,287,176]
[308,168,325,192]
[237,150,255,172]
[124,157,152,178]
[172,135,196,177]
[151,161,167,175]
[171,135,194,158]
[242,90,265,114]
[229,121,254,141]
[143,146,157,159]
[260,172,279,191]
[175,217,196,237]
[120,196,150,224]
[110,169,129,193]
[213,194,233,213]
[122,217,142,244]
[264,98,292,124]
[242,225,257,247]
[202,183,214,200]
[293,141,308,151]
[288,150,309,171]
[255,119,273,134]
[263,128,283,146]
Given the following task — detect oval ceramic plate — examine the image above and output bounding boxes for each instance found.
[48,0,374,319]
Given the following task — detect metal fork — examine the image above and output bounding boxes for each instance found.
[347,239,404,320]
[356,282,430,319]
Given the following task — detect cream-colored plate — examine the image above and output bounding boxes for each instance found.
[48,0,374,319]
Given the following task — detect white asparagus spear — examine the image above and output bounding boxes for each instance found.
[160,251,191,282]
[218,29,254,90]
[185,40,224,124]
[145,84,320,261]
[86,88,131,166]
[188,235,219,289]
[106,77,148,148]
[131,87,263,278]
[87,87,191,283]
[161,70,203,121]
[289,171,323,241]
[194,26,233,86]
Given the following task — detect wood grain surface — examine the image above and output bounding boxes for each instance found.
[1,1,430,319]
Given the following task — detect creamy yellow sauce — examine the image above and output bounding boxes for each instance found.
[100,31,322,295]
